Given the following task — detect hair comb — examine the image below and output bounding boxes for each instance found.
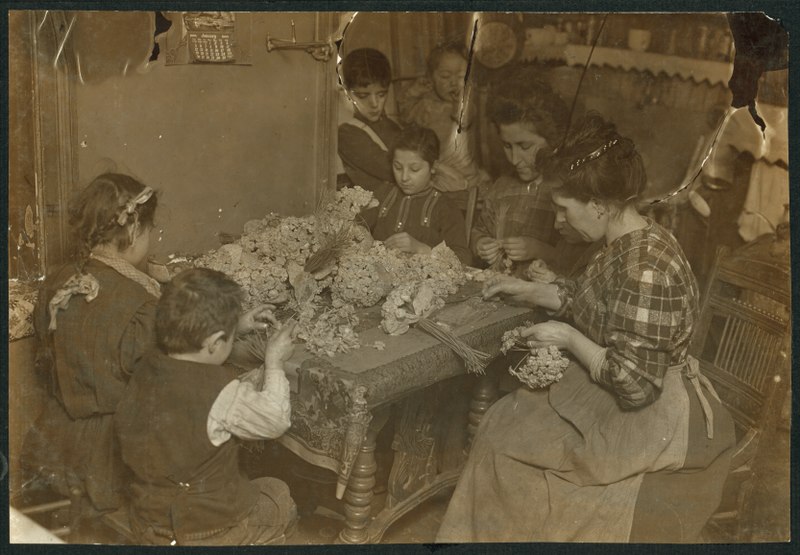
[569,138,619,172]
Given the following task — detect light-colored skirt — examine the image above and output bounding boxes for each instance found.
[436,362,693,543]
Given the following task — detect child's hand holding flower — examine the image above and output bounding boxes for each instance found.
[475,237,503,264]
[237,304,279,335]
[384,232,432,256]
[264,319,298,369]
[501,236,540,262]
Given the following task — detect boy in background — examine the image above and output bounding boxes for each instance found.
[337,48,402,192]
[115,268,298,545]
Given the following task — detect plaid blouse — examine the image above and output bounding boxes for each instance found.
[563,220,700,409]
[473,174,560,247]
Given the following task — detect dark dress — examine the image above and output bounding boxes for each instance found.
[23,259,157,512]
[362,182,473,265]
[337,111,401,193]
[437,221,735,542]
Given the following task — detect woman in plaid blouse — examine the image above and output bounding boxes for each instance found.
[470,68,590,275]
[437,114,735,543]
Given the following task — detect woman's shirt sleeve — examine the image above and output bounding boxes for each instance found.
[592,269,685,409]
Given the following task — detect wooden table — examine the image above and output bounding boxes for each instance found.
[276,282,537,544]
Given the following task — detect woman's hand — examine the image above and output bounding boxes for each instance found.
[520,321,577,351]
[264,319,298,369]
[237,304,279,335]
[501,236,540,262]
[475,236,503,264]
[526,259,558,284]
[385,232,432,256]
[483,275,538,306]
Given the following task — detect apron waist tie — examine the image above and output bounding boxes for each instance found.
[671,356,721,439]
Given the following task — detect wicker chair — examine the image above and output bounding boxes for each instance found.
[629,226,790,543]
[694,230,791,540]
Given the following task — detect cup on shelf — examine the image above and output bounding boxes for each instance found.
[627,29,651,52]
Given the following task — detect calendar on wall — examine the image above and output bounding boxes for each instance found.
[164,11,252,65]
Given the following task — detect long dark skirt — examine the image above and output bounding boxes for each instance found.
[21,396,129,514]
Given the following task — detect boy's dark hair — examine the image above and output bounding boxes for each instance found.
[390,125,440,166]
[426,40,467,75]
[69,172,158,262]
[341,48,392,90]
[546,112,647,206]
[486,66,569,148]
[156,268,243,355]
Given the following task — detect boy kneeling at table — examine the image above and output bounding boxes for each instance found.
[115,268,299,545]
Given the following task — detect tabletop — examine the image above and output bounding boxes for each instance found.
[275,280,538,484]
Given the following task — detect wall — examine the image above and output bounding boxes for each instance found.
[74,12,336,258]
[7,12,39,280]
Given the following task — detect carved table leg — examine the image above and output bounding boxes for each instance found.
[338,432,377,544]
[467,372,498,449]
[338,407,391,544]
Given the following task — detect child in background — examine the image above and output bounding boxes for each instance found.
[471,69,576,275]
[400,41,490,204]
[22,173,161,535]
[361,125,473,265]
[115,268,299,546]
[337,48,402,192]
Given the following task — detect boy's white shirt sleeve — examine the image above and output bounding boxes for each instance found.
[206,369,291,447]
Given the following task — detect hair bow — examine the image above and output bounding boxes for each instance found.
[116,186,154,226]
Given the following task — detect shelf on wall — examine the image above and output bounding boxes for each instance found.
[521,44,733,86]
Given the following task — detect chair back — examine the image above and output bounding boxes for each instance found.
[690,234,791,460]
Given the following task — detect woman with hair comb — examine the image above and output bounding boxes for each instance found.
[436,114,735,543]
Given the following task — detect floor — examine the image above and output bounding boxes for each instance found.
[22,422,788,546]
[284,427,792,545]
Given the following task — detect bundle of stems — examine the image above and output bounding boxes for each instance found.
[242,330,268,362]
[490,202,511,272]
[304,222,352,275]
[236,331,268,389]
[417,318,490,375]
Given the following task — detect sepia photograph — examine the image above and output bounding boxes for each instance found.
[5,5,792,548]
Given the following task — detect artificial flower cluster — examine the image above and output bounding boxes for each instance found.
[190,186,472,357]
[381,282,445,336]
[508,345,570,389]
[500,324,569,388]
[401,242,466,298]
[194,243,289,306]
[295,302,360,358]
[500,323,531,355]
[330,250,395,308]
